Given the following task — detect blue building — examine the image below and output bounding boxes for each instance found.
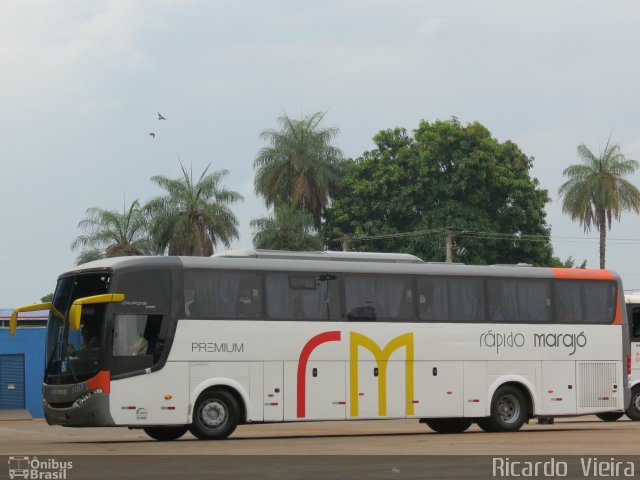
[0,309,47,418]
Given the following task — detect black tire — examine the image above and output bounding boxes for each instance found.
[476,417,497,432]
[189,389,240,440]
[596,412,624,422]
[480,385,529,432]
[143,426,188,441]
[422,418,473,434]
[626,385,640,421]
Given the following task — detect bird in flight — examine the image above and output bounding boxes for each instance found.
[157,112,166,120]
[149,133,155,138]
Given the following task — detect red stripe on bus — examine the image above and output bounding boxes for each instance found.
[614,296,622,325]
[296,331,341,418]
[86,370,110,393]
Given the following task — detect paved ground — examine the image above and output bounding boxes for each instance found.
[1,415,638,456]
[1,417,638,479]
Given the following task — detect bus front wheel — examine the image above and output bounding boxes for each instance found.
[626,385,640,421]
[421,418,472,433]
[143,426,188,441]
[479,385,528,432]
[190,389,240,440]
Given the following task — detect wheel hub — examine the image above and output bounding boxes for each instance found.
[497,395,520,423]
[201,400,227,428]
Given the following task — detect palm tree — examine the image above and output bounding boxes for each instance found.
[71,200,153,265]
[254,112,343,227]
[251,203,324,251]
[145,163,243,256]
[558,141,640,268]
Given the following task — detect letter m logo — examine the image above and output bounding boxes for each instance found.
[349,332,414,417]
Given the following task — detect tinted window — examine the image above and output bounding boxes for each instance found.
[111,270,172,375]
[630,306,640,340]
[448,278,485,322]
[265,272,340,320]
[582,282,617,323]
[554,280,616,324]
[487,279,550,322]
[417,278,448,321]
[115,269,171,314]
[344,275,413,322]
[418,277,484,322]
[184,270,262,319]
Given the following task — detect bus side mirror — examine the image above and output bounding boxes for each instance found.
[9,302,54,336]
[69,293,125,330]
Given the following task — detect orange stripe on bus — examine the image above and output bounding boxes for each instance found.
[551,268,614,280]
[86,370,110,393]
[614,295,622,325]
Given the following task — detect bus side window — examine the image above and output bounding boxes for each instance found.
[347,305,376,322]
[185,271,262,319]
[264,272,339,321]
[448,278,485,322]
[112,314,150,356]
[632,306,640,340]
[417,277,448,322]
[554,281,581,323]
[486,279,550,323]
[344,275,412,322]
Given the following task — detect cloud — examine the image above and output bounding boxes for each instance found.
[79,97,119,116]
[417,18,445,36]
[0,1,160,105]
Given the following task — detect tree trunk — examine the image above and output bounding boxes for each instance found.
[598,210,607,269]
[168,225,213,257]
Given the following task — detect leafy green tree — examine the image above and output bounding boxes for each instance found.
[71,200,152,265]
[251,203,324,251]
[323,118,553,265]
[145,163,243,256]
[558,141,640,269]
[40,293,54,303]
[254,112,344,227]
[549,256,587,269]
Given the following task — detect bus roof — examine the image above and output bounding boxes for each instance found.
[625,291,640,303]
[213,249,424,263]
[63,253,622,282]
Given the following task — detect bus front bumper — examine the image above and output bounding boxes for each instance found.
[43,383,115,427]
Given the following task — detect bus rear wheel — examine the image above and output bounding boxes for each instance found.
[626,385,640,421]
[596,412,624,422]
[143,426,188,441]
[479,385,528,432]
[421,418,472,433]
[190,389,240,440]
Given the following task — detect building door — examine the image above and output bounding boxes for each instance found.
[0,354,25,409]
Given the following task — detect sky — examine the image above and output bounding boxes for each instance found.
[2,0,640,307]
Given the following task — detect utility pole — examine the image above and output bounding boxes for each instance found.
[445,229,453,263]
[340,236,350,252]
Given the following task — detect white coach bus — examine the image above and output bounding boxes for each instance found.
[597,291,640,422]
[10,250,633,440]
[623,292,640,420]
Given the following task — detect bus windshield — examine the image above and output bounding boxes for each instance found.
[45,273,111,384]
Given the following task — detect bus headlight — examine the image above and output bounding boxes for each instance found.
[72,389,103,408]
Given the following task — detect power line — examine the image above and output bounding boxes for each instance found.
[336,228,640,245]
